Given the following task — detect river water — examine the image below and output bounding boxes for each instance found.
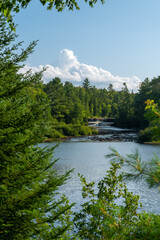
[40,127,160,214]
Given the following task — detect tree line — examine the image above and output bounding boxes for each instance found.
[43,75,160,141]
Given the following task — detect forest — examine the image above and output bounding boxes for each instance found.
[43,76,160,142]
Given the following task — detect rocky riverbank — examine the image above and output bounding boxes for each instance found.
[92,126,138,142]
[88,132,138,142]
[66,126,138,142]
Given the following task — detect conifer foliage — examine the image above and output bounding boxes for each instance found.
[0,15,73,239]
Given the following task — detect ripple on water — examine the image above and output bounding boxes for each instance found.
[40,140,160,214]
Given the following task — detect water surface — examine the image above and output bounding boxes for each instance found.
[40,140,160,214]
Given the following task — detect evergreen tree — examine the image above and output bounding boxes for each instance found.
[82,78,90,90]
[115,82,135,127]
[134,78,151,128]
[44,78,66,121]
[0,15,73,240]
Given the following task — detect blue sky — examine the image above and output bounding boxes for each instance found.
[15,0,160,90]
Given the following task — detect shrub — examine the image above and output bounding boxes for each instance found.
[74,162,160,239]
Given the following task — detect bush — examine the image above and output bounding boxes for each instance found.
[48,128,64,138]
[138,128,153,142]
[74,163,160,240]
[138,125,160,142]
[77,125,92,136]
[48,122,97,139]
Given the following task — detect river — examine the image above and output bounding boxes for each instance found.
[40,127,160,214]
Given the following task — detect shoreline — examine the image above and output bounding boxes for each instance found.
[44,127,160,144]
[44,127,139,143]
[143,142,160,145]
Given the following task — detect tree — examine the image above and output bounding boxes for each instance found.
[134,78,151,128]
[0,0,105,29]
[44,78,67,122]
[149,76,160,103]
[0,15,74,239]
[83,78,91,90]
[108,83,113,91]
[138,100,160,142]
[115,82,135,127]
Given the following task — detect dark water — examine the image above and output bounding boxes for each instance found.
[40,140,160,214]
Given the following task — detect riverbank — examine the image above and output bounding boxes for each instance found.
[45,123,98,142]
[93,126,138,142]
[144,142,160,145]
[45,126,138,143]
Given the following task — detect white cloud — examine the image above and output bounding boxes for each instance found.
[19,49,141,91]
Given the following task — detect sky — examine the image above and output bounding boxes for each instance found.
[15,0,160,91]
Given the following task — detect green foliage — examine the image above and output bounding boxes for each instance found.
[37,68,160,140]
[138,125,160,142]
[107,148,148,182]
[138,128,152,142]
[145,99,160,119]
[55,123,76,136]
[138,100,160,142]
[73,162,160,239]
[48,128,64,139]
[0,0,105,30]
[134,77,160,129]
[76,125,93,136]
[104,148,160,239]
[44,77,160,130]
[130,212,160,240]
[71,147,160,240]
[107,147,160,190]
[0,14,74,239]
[44,78,117,126]
[47,121,97,139]
[114,82,135,128]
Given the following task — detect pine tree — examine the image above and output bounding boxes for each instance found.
[0,15,73,240]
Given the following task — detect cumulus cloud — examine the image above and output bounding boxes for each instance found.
[19,49,141,91]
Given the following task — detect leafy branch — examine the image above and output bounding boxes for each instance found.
[107,147,160,189]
